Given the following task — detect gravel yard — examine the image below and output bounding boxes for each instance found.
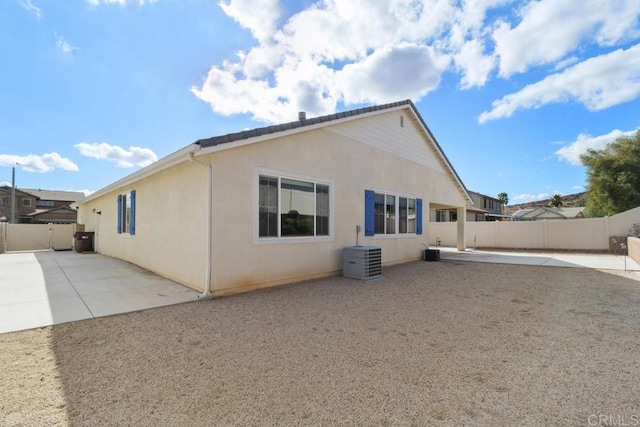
[1,260,640,426]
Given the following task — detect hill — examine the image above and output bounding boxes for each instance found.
[504,192,586,215]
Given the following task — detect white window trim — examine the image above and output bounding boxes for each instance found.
[254,167,334,245]
[371,188,419,238]
[118,191,132,236]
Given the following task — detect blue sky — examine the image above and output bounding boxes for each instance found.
[1,0,639,204]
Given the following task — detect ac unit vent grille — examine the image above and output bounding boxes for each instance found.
[343,246,382,281]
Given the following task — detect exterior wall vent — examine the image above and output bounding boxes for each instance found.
[400,115,404,127]
[343,246,382,281]
[298,111,306,121]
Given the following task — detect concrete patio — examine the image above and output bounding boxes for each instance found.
[0,251,200,334]
[2,247,639,335]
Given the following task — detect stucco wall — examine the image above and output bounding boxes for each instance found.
[430,207,640,251]
[79,110,467,295]
[628,237,640,264]
[205,114,466,295]
[79,161,208,289]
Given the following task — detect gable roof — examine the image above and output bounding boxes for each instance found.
[24,206,78,217]
[196,99,471,203]
[0,186,33,198]
[513,207,585,220]
[467,190,501,203]
[20,188,85,203]
[82,100,471,204]
[0,186,85,202]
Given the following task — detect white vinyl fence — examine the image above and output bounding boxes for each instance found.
[429,206,640,251]
[0,223,75,253]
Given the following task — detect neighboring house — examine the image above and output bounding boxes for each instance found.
[430,190,507,222]
[78,100,472,297]
[0,186,84,223]
[511,207,585,221]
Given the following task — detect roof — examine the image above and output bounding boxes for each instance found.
[20,188,85,202]
[24,206,78,217]
[196,99,470,203]
[467,190,501,203]
[513,207,584,219]
[0,186,33,197]
[197,100,414,148]
[82,99,471,204]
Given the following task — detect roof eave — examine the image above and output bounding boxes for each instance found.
[79,144,199,205]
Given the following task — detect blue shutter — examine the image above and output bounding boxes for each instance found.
[364,190,375,236]
[117,194,123,234]
[416,198,423,235]
[129,190,136,235]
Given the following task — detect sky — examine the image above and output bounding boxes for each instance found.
[1,0,639,205]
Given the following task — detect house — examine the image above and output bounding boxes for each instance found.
[430,190,507,222]
[77,100,471,297]
[512,207,585,221]
[0,186,85,223]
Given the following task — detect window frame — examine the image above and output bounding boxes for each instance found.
[368,189,420,237]
[254,168,333,244]
[22,198,32,207]
[117,190,136,236]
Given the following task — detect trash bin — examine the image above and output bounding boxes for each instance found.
[75,231,95,253]
[423,249,440,261]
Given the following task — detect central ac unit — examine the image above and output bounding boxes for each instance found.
[343,246,382,281]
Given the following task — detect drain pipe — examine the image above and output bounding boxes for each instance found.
[188,150,212,298]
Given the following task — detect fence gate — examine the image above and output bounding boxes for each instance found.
[2,223,75,253]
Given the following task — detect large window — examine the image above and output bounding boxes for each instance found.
[117,190,136,235]
[259,174,330,239]
[365,190,421,236]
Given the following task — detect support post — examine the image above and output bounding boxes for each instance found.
[457,206,466,251]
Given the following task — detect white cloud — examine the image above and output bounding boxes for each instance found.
[0,181,11,187]
[493,0,640,78]
[555,128,639,165]
[68,189,95,196]
[75,142,158,168]
[219,0,281,43]
[512,193,551,203]
[55,33,78,55]
[336,43,444,105]
[191,0,640,124]
[86,0,157,5]
[454,39,495,88]
[20,0,42,19]
[572,185,585,191]
[479,44,640,123]
[0,153,79,173]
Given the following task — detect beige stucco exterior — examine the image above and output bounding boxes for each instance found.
[79,105,468,296]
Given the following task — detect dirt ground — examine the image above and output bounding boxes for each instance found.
[1,260,640,426]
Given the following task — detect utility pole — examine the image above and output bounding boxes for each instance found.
[10,164,16,224]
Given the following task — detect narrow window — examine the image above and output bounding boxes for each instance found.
[407,198,416,233]
[385,195,396,234]
[259,176,278,238]
[122,193,130,233]
[374,193,385,234]
[399,197,408,234]
[316,184,330,236]
[117,191,135,234]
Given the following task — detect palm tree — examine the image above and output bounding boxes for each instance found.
[549,194,563,207]
[497,192,509,206]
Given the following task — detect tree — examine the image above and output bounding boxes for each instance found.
[581,130,640,217]
[497,192,509,206]
[549,194,563,207]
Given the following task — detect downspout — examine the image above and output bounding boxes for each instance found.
[188,150,213,298]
